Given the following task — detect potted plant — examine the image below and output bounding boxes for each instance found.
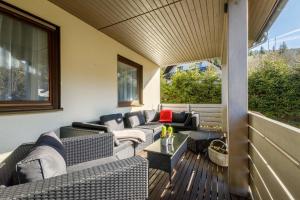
[160,126,168,146]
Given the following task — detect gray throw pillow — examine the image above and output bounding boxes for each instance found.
[144,110,159,123]
[35,132,66,161]
[100,113,124,131]
[16,132,67,183]
[16,145,66,183]
[125,111,146,128]
[128,115,142,128]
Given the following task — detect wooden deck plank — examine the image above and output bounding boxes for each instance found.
[216,165,225,200]
[161,152,193,200]
[167,151,195,200]
[195,156,210,199]
[174,152,198,200]
[189,154,206,200]
[211,163,218,200]
[149,169,159,184]
[149,169,165,192]
[146,150,249,200]
[182,154,203,200]
[149,171,169,199]
[203,158,213,200]
[223,168,231,200]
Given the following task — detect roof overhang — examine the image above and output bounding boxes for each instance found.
[49,0,286,66]
[250,0,288,49]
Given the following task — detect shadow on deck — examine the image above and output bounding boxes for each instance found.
[145,151,249,200]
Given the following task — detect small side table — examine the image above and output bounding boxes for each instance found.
[180,130,224,154]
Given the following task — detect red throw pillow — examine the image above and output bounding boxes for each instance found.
[159,110,172,123]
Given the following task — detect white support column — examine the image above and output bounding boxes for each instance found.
[227,0,249,196]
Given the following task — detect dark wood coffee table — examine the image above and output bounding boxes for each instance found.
[144,132,188,185]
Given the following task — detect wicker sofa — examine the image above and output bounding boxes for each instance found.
[60,110,200,160]
[0,133,148,200]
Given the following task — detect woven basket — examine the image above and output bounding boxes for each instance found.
[208,140,228,167]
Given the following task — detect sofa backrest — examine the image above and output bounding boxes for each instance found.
[172,112,187,123]
[100,113,124,132]
[144,110,159,123]
[124,111,146,128]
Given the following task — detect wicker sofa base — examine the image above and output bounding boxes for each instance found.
[0,134,149,200]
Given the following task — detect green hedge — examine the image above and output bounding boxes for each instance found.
[161,58,300,128]
[248,59,300,127]
[161,67,221,104]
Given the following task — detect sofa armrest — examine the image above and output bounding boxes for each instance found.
[0,156,148,200]
[60,125,106,138]
[0,143,35,186]
[61,133,114,166]
[191,113,200,129]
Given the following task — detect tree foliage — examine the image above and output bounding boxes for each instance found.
[279,41,288,54]
[161,53,300,128]
[260,46,266,54]
[161,66,221,104]
[248,57,300,127]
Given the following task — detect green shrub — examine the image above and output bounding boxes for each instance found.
[161,67,221,104]
[248,59,300,127]
[161,56,300,128]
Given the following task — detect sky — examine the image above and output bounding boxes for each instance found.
[253,0,300,51]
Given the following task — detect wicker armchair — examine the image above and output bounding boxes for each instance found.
[0,134,148,200]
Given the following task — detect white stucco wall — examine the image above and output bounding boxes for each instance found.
[0,0,160,155]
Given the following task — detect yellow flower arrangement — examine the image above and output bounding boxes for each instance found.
[161,126,167,138]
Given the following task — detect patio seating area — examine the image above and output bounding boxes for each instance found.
[0,0,298,199]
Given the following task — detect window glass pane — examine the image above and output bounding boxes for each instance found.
[0,13,49,101]
[117,62,138,102]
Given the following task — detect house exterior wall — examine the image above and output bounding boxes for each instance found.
[0,0,160,154]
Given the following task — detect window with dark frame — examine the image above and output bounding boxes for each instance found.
[117,55,143,107]
[0,2,60,112]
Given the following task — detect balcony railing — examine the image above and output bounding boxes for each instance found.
[160,104,225,132]
[248,111,300,200]
[160,104,300,199]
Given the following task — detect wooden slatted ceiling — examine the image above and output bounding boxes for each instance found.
[49,0,279,66]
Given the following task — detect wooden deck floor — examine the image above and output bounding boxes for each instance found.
[142,151,249,200]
